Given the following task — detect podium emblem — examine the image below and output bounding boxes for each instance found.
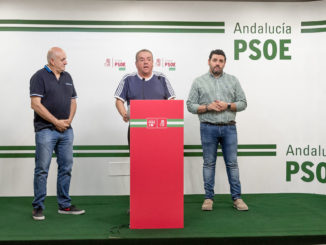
[146,118,167,129]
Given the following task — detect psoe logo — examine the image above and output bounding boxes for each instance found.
[104,58,126,71]
[155,58,176,71]
[146,118,167,129]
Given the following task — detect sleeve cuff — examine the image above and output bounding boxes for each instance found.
[30,94,43,98]
[114,96,126,103]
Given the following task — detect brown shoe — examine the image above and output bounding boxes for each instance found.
[233,199,249,211]
[202,199,213,211]
[32,207,45,221]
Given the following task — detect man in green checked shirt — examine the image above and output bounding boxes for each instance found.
[186,49,248,212]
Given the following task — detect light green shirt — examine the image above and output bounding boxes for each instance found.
[186,72,247,123]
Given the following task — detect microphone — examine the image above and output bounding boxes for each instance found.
[142,78,145,99]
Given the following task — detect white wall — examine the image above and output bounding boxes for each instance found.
[0,0,325,196]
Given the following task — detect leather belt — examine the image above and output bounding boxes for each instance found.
[202,121,236,126]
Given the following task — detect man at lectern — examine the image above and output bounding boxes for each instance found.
[186,49,248,212]
[114,49,176,144]
[30,47,85,220]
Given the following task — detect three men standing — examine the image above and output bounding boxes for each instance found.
[187,49,248,211]
[29,47,247,220]
[30,47,85,220]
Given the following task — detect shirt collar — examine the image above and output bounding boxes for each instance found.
[44,65,52,73]
[44,65,65,76]
[137,72,153,81]
[208,71,225,79]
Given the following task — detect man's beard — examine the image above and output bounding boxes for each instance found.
[211,66,222,76]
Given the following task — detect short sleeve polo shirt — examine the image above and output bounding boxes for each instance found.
[30,65,77,132]
[114,71,176,105]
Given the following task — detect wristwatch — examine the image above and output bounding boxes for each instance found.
[227,103,231,110]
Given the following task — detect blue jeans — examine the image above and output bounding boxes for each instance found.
[32,128,74,210]
[200,123,241,201]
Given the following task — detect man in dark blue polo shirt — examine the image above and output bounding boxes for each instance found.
[114,49,176,144]
[30,47,85,220]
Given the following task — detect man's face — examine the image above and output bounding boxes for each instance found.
[51,49,67,73]
[136,51,153,77]
[208,54,226,77]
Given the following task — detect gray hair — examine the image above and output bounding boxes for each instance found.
[135,49,153,61]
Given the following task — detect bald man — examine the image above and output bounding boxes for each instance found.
[30,47,85,221]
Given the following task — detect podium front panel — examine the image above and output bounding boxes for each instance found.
[130,100,184,229]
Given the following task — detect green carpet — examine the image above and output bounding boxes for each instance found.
[0,194,326,244]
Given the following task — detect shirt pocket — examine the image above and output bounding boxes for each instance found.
[198,87,212,104]
[63,83,74,98]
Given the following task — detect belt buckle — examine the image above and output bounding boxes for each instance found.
[217,123,227,126]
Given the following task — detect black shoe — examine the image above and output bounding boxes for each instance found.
[32,207,45,221]
[58,205,85,215]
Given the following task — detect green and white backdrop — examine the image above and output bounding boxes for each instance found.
[0,0,325,196]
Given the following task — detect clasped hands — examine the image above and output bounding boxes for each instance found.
[207,100,228,112]
[55,119,71,132]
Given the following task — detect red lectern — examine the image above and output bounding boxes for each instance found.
[129,100,184,229]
